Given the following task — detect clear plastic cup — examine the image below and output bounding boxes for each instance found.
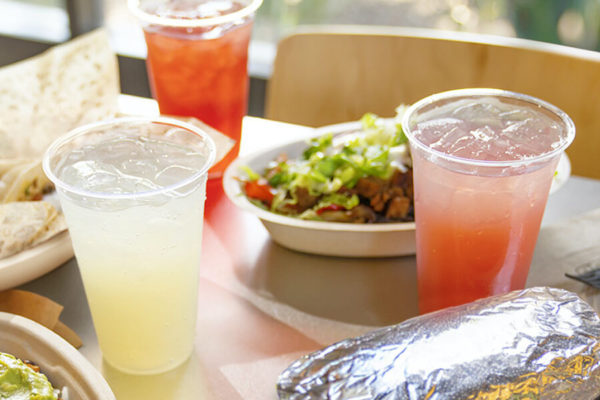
[129,0,263,179]
[43,117,216,374]
[401,89,575,314]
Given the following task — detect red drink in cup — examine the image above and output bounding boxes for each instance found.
[129,0,262,178]
[402,89,575,314]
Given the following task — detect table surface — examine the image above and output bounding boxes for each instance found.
[18,99,600,400]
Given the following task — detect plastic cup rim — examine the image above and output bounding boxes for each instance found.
[42,116,217,200]
[127,0,263,28]
[401,88,576,168]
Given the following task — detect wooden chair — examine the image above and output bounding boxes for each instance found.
[265,26,600,179]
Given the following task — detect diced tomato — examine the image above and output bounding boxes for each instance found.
[244,179,274,205]
[316,204,346,215]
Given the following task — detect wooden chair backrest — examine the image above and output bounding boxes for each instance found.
[265,27,600,178]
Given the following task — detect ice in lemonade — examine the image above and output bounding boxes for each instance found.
[410,97,570,314]
[57,135,208,374]
[142,0,253,177]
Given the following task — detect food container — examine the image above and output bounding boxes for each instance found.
[223,124,416,258]
[0,311,115,399]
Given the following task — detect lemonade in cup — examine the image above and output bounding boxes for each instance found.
[402,89,575,314]
[43,117,216,374]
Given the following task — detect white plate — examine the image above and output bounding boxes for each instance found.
[0,230,74,291]
[223,127,417,258]
[224,120,571,258]
[0,311,116,399]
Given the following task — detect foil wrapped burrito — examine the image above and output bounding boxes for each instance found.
[277,287,600,399]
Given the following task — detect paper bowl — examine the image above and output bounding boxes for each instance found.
[223,125,416,258]
[0,311,115,400]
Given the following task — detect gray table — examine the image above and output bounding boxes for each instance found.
[17,116,600,399]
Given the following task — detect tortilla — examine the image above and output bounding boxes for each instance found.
[0,159,33,200]
[0,29,121,261]
[0,28,120,159]
[0,159,32,173]
[32,211,67,247]
[0,201,65,259]
[0,159,53,203]
[2,160,53,203]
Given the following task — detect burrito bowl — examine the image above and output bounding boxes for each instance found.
[224,114,416,258]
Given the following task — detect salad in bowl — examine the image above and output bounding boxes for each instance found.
[239,109,413,224]
[224,108,416,258]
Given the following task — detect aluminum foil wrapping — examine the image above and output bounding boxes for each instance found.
[277,287,600,400]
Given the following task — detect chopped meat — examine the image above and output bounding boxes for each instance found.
[342,168,415,221]
[294,186,319,212]
[390,168,410,186]
[386,196,411,220]
[370,192,388,212]
[355,177,384,198]
[388,187,404,198]
[391,169,413,199]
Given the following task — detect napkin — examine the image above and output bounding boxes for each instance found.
[116,96,236,166]
[0,289,83,348]
[163,115,236,166]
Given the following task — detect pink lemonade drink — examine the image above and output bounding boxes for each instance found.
[129,0,262,178]
[402,89,575,314]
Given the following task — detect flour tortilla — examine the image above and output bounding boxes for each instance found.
[0,28,120,159]
[33,211,67,246]
[0,201,64,259]
[0,159,53,203]
[0,29,119,260]
[2,160,53,203]
[0,159,31,173]
[0,159,33,200]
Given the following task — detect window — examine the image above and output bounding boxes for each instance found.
[1,0,599,77]
[0,0,69,42]
[252,0,600,50]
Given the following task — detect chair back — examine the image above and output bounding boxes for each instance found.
[266,26,600,178]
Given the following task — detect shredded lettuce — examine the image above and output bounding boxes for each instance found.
[239,165,260,181]
[303,133,333,160]
[319,193,360,209]
[245,108,411,220]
